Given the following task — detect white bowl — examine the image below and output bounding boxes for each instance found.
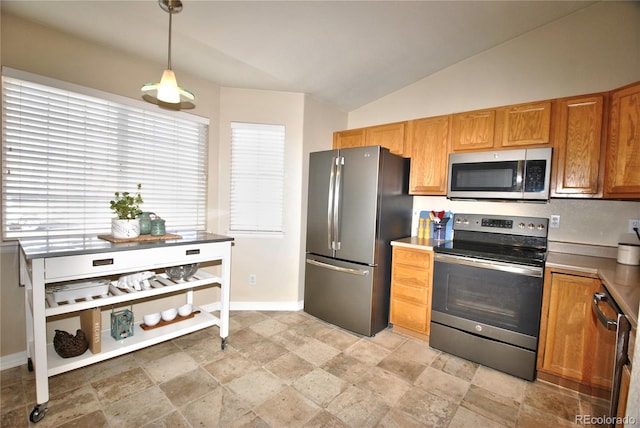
[178,304,193,317]
[143,312,161,327]
[161,308,177,322]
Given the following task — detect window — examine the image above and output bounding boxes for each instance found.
[229,122,285,234]
[1,68,209,240]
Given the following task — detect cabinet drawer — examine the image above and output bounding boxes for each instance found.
[393,264,429,288]
[392,282,429,305]
[390,299,429,334]
[44,243,222,281]
[393,247,430,268]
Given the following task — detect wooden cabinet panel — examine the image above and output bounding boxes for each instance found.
[451,109,497,152]
[616,364,631,426]
[393,247,431,266]
[538,272,615,391]
[390,298,429,333]
[552,95,605,197]
[501,101,551,147]
[333,128,365,150]
[604,81,640,198]
[407,115,451,195]
[390,246,433,338]
[392,281,429,305]
[365,122,407,156]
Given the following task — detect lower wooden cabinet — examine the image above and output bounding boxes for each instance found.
[389,246,433,340]
[537,270,615,396]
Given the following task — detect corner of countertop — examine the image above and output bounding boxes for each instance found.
[391,236,441,250]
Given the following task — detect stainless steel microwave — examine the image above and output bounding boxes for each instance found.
[447,148,552,201]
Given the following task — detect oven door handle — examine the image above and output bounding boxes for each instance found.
[434,253,543,277]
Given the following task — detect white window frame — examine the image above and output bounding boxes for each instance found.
[1,67,209,240]
[229,122,285,236]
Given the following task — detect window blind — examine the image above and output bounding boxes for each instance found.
[1,68,209,240]
[230,122,285,233]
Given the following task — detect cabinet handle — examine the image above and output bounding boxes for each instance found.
[92,258,114,267]
[186,249,200,255]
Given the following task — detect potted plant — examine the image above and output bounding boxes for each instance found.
[109,184,143,238]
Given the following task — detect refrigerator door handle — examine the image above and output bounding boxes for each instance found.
[306,258,370,276]
[327,157,337,250]
[332,156,344,250]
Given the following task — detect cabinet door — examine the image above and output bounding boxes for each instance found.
[333,128,365,150]
[365,122,407,156]
[501,101,551,147]
[604,82,640,198]
[451,109,497,152]
[390,247,433,335]
[552,95,605,197]
[539,273,615,389]
[407,115,451,195]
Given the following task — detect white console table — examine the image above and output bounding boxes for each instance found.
[19,232,233,423]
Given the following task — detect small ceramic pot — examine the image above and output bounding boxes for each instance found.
[111,218,141,239]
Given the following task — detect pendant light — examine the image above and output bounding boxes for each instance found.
[141,0,195,110]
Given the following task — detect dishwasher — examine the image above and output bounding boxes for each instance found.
[592,285,631,427]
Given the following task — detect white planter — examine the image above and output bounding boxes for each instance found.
[111,218,141,239]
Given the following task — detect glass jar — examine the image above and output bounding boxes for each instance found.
[150,218,165,236]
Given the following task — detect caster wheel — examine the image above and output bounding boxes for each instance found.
[29,405,47,423]
[221,338,227,350]
[27,358,33,372]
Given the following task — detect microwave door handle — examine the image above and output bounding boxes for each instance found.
[327,157,337,250]
[516,160,524,192]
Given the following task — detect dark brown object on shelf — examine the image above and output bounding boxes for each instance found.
[53,329,89,358]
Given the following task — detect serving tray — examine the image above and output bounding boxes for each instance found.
[97,233,182,243]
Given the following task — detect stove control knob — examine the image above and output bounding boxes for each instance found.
[518,222,526,229]
[455,218,462,224]
[528,223,535,229]
[537,224,545,230]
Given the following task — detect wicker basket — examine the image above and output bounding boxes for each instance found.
[53,329,89,358]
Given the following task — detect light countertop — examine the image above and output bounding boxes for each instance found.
[390,236,442,250]
[19,231,233,259]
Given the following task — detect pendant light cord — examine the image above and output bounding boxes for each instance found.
[167,7,173,70]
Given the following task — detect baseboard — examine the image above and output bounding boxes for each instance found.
[0,351,27,371]
[1,300,305,371]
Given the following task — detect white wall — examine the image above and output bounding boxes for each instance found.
[348,1,640,248]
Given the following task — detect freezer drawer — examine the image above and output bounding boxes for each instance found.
[304,255,376,336]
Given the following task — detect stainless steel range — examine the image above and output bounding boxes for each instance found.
[430,213,548,381]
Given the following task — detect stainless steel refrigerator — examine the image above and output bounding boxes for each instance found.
[304,146,412,336]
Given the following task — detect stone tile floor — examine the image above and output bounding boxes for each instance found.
[1,310,608,427]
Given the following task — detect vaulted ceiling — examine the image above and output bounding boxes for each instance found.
[2,1,596,111]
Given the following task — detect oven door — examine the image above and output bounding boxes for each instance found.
[431,253,544,350]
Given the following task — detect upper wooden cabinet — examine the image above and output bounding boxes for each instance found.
[365,122,407,156]
[501,101,552,147]
[552,95,605,197]
[604,81,640,199]
[451,101,552,152]
[333,128,365,150]
[407,115,451,195]
[450,108,498,152]
[333,122,407,156]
